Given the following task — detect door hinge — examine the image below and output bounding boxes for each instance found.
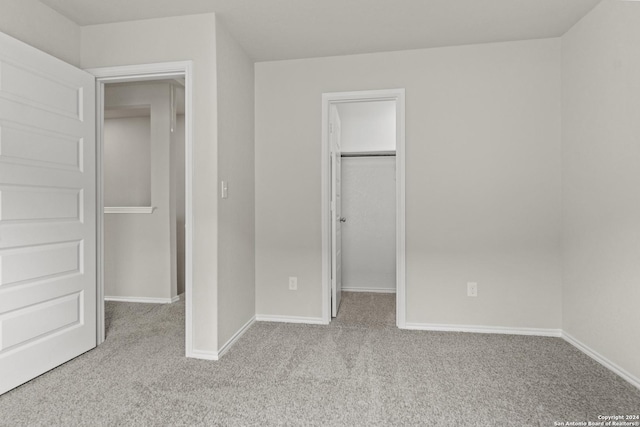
[330,123,334,134]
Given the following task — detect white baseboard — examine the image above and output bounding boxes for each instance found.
[217,316,256,359]
[188,348,218,361]
[562,331,640,390]
[105,295,179,304]
[255,314,327,325]
[342,287,396,294]
[403,322,562,337]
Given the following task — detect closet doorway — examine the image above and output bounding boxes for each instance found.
[321,89,406,327]
[90,62,196,355]
[101,79,185,306]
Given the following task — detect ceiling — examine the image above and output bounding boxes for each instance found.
[39,0,601,62]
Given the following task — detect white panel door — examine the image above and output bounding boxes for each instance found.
[331,105,342,317]
[0,32,96,395]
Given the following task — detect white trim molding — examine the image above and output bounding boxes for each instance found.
[256,314,327,325]
[342,287,396,294]
[189,316,257,361]
[563,331,640,390]
[403,322,562,337]
[88,61,195,359]
[189,349,219,361]
[104,206,156,214]
[105,295,180,304]
[321,88,406,327]
[85,61,193,83]
[217,316,256,359]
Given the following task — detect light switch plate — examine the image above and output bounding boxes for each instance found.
[221,181,228,199]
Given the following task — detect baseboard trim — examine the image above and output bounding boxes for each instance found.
[255,314,327,325]
[342,287,396,294]
[562,331,640,390]
[188,348,218,361]
[217,316,256,359]
[403,322,562,337]
[105,295,178,304]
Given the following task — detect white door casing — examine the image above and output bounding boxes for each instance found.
[330,105,342,317]
[0,32,96,394]
[87,61,194,356]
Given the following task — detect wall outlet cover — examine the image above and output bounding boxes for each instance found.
[467,282,478,297]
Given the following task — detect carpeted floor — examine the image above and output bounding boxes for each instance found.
[0,292,638,426]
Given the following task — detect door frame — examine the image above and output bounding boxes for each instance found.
[86,61,195,356]
[320,88,406,327]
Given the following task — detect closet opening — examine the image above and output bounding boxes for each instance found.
[321,89,406,327]
[101,79,186,334]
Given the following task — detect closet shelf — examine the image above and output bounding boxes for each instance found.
[104,207,156,214]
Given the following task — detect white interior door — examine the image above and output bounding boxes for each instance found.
[0,32,96,394]
[331,105,342,317]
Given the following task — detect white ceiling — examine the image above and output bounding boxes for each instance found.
[39,0,601,62]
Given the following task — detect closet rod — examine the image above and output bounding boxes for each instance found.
[341,151,396,158]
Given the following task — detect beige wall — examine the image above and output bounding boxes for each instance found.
[0,0,80,66]
[255,38,563,329]
[215,20,256,348]
[562,0,640,381]
[82,14,219,353]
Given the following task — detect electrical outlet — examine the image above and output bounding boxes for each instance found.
[467,282,478,297]
[288,276,298,291]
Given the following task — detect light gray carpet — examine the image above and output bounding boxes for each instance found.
[1,292,639,426]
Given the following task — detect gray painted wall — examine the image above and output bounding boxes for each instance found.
[562,0,640,381]
[255,38,563,329]
[0,0,80,66]
[216,20,256,349]
[104,116,152,207]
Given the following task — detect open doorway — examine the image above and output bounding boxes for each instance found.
[102,80,185,305]
[89,62,195,355]
[321,89,406,327]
